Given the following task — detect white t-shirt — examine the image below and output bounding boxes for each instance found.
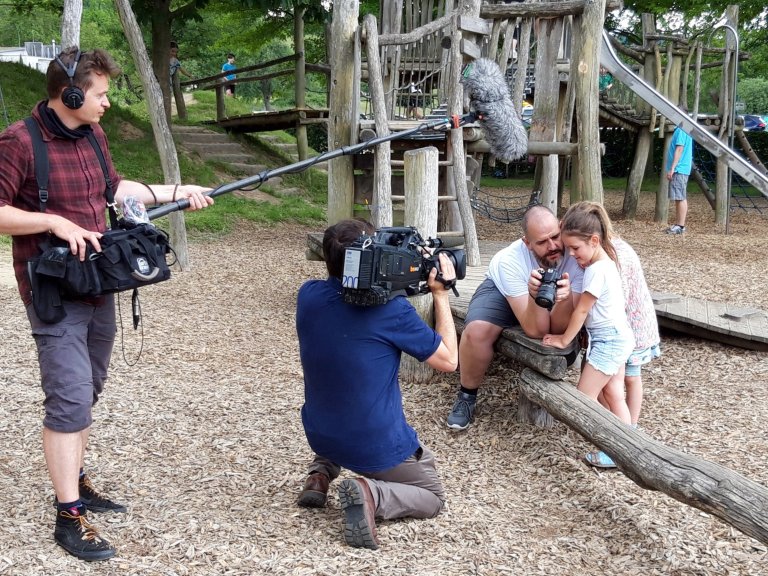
[487,239,584,298]
[582,258,631,334]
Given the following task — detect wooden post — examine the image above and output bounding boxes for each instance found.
[400,146,439,384]
[171,71,187,121]
[448,20,481,266]
[623,14,655,218]
[216,83,225,122]
[363,14,393,228]
[327,0,359,225]
[715,5,739,229]
[573,0,606,203]
[530,17,563,213]
[656,45,681,223]
[519,368,768,546]
[294,6,309,161]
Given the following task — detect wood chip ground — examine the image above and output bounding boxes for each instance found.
[0,190,766,575]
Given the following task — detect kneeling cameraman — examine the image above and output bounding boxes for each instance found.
[295,219,458,549]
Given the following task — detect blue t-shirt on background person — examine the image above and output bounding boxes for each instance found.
[666,126,694,175]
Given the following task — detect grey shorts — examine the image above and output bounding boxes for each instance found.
[668,172,689,201]
[26,297,116,433]
[464,277,520,328]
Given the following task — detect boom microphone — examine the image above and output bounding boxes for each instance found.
[461,58,528,163]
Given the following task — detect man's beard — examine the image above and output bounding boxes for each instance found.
[539,250,563,269]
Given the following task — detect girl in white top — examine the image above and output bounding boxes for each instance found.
[543,202,635,429]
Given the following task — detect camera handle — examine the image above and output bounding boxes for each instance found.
[146,113,480,221]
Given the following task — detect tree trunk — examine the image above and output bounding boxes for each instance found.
[114,0,190,269]
[61,0,83,49]
[519,368,768,546]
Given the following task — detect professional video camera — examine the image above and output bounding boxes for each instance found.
[341,227,467,306]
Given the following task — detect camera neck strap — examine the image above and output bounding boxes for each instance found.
[24,117,120,229]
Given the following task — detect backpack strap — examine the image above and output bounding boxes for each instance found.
[85,131,120,229]
[23,117,120,228]
[23,117,49,213]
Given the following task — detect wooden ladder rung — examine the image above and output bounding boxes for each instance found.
[390,160,453,168]
[391,195,457,202]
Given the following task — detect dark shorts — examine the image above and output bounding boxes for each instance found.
[26,297,116,433]
[464,277,520,328]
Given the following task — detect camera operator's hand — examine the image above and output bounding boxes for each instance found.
[428,252,456,294]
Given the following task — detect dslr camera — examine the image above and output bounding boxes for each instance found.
[342,226,467,306]
[534,268,562,310]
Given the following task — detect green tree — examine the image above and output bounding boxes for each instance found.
[738,77,768,113]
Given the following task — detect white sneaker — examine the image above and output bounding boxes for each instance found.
[665,225,685,235]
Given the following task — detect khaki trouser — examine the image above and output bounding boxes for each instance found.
[307,444,446,519]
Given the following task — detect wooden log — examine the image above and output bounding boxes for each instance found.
[453,315,577,380]
[519,368,768,546]
[480,0,622,19]
[400,146,439,384]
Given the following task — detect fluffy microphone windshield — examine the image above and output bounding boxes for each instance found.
[461,58,528,163]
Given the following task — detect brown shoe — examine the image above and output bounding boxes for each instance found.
[298,472,329,508]
[338,478,379,549]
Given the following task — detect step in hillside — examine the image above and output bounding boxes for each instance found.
[172,125,287,195]
[258,133,329,175]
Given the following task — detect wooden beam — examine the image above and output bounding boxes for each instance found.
[480,0,623,19]
[519,368,768,546]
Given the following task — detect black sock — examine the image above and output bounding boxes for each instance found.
[78,468,85,482]
[459,386,478,396]
[57,499,85,515]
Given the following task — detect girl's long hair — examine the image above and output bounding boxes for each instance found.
[560,201,618,264]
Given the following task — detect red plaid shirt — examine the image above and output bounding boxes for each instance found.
[0,103,122,305]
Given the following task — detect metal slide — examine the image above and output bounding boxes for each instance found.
[600,30,768,198]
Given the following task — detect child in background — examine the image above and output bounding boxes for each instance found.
[222,53,236,96]
[542,202,634,466]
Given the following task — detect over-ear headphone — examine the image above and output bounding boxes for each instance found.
[55,49,84,110]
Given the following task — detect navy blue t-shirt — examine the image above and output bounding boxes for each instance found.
[296,276,441,473]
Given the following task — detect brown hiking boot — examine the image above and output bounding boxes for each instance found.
[298,472,330,508]
[338,478,379,549]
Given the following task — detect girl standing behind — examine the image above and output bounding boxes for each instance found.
[542,202,635,461]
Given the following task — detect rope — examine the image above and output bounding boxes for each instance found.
[470,186,541,223]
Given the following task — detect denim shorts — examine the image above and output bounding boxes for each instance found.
[586,325,634,376]
[625,343,661,377]
[668,172,689,200]
[464,277,520,328]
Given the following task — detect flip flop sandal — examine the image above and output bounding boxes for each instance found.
[584,450,617,469]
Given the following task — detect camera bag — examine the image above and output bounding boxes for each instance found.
[24,118,173,323]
